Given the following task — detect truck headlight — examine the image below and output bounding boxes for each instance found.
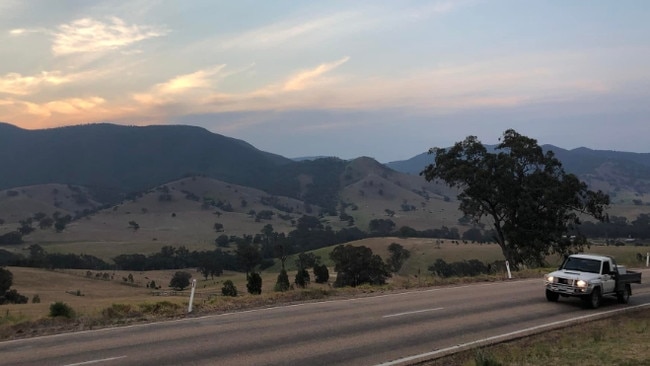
[576,280,587,288]
[546,275,554,283]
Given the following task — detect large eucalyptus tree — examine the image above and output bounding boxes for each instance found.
[422,129,610,269]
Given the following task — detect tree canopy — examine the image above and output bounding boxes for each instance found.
[422,129,610,269]
[169,271,192,290]
[330,245,391,287]
[0,267,13,294]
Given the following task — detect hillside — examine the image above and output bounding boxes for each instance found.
[1,122,649,260]
[0,123,291,202]
[0,167,461,260]
[386,144,650,208]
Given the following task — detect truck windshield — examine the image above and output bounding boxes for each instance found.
[563,258,601,274]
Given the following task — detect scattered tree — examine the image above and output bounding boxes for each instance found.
[169,271,192,290]
[387,243,411,273]
[128,221,140,231]
[0,267,13,295]
[49,302,75,318]
[247,272,262,295]
[294,268,310,288]
[330,245,391,287]
[236,242,262,276]
[313,264,330,284]
[274,269,290,292]
[222,280,237,296]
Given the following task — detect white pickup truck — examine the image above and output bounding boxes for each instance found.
[544,253,642,309]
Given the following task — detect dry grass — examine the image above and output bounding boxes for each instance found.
[1,243,647,342]
[422,308,650,366]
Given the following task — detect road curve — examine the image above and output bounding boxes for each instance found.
[1,268,649,366]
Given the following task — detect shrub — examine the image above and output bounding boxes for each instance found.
[294,269,310,288]
[139,301,180,316]
[314,264,329,284]
[474,349,502,366]
[274,270,290,292]
[102,303,141,319]
[247,272,262,295]
[169,271,192,290]
[49,302,75,318]
[0,289,28,304]
[32,294,41,303]
[221,280,237,297]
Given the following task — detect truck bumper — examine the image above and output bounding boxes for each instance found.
[546,284,589,295]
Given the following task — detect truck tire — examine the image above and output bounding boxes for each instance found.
[617,284,631,304]
[545,289,559,302]
[584,287,601,309]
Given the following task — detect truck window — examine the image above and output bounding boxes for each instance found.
[563,257,601,273]
[602,261,610,274]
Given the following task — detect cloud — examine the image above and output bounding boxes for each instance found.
[282,57,350,91]
[51,16,167,55]
[0,71,74,95]
[133,65,227,106]
[219,12,356,50]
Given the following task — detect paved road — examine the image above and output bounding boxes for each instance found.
[2,269,649,366]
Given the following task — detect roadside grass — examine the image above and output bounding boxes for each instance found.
[422,307,650,366]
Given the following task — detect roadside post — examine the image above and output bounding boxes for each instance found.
[646,252,649,268]
[505,260,512,279]
[188,279,197,313]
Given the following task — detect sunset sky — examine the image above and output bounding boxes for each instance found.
[1,0,649,162]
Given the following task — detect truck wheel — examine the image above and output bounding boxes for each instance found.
[617,284,631,304]
[546,289,559,302]
[584,287,601,309]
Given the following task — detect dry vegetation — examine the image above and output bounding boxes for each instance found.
[2,242,647,343]
[422,307,650,366]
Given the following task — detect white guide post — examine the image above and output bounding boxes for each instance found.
[505,260,512,279]
[646,252,649,268]
[188,279,197,313]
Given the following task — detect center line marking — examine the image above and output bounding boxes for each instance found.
[63,356,127,366]
[383,307,444,318]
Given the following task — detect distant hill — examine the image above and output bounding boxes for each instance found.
[0,123,291,202]
[386,144,650,205]
[1,122,649,259]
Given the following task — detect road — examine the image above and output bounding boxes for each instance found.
[2,269,649,366]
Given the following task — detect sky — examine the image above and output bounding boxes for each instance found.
[1,0,649,162]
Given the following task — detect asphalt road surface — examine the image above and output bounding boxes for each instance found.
[2,269,649,366]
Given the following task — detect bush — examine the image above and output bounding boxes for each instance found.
[294,269,310,288]
[274,269,290,292]
[49,302,75,318]
[221,280,238,297]
[0,289,28,304]
[102,303,141,319]
[314,264,329,284]
[247,272,262,295]
[169,271,192,290]
[139,301,181,316]
[32,294,41,303]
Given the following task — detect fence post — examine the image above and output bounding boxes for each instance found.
[188,279,197,313]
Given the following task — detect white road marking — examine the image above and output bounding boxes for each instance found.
[383,307,444,318]
[374,302,650,366]
[63,356,126,366]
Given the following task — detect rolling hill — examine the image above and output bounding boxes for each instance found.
[1,122,649,259]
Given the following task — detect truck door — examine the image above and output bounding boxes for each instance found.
[601,260,616,293]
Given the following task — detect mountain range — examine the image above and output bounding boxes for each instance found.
[1,122,649,255]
